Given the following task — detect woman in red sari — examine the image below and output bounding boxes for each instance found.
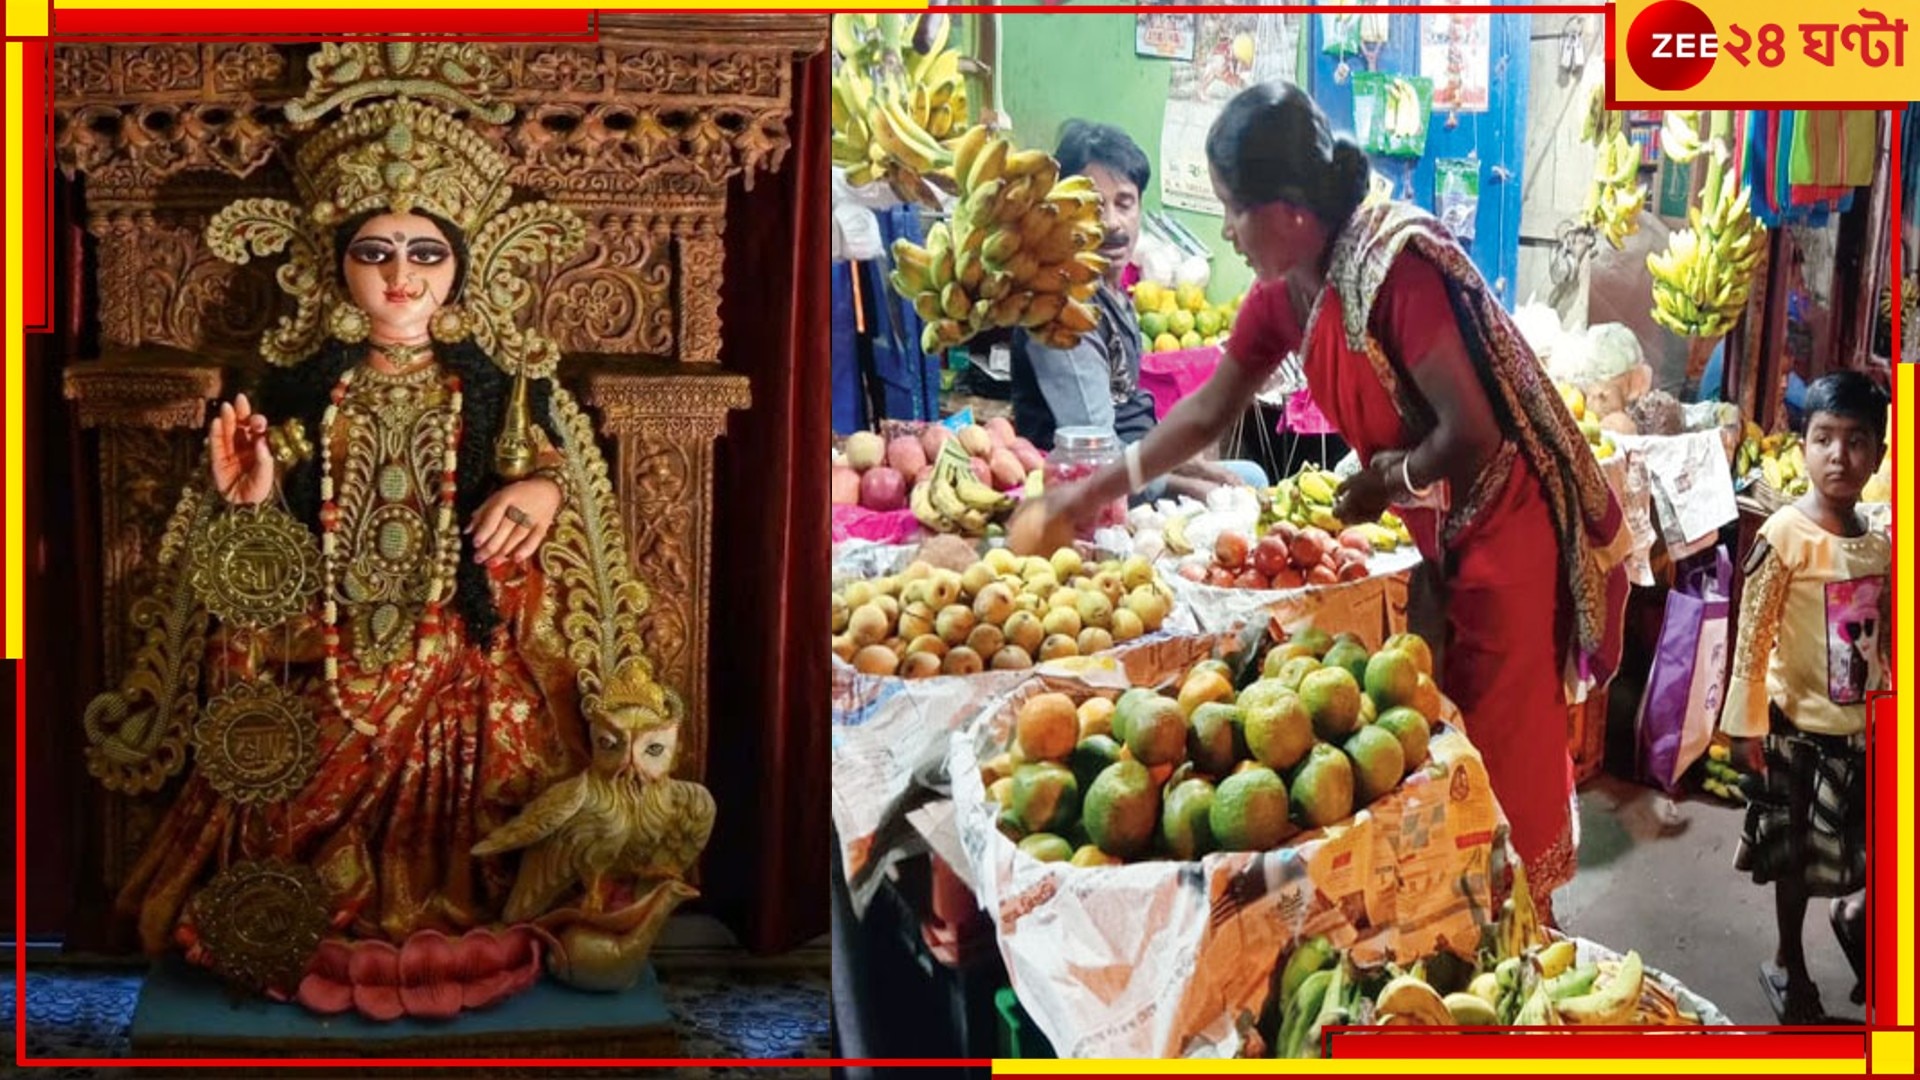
[1042,82,1631,919]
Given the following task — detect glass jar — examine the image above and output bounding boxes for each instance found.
[1046,427,1129,537]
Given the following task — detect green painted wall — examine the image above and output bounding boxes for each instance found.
[995,11,1286,303]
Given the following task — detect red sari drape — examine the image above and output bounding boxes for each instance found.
[704,48,833,953]
[1226,204,1631,900]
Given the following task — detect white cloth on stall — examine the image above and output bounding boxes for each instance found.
[1616,430,1738,558]
[831,166,894,263]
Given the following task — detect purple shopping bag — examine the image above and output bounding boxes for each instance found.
[1635,546,1732,794]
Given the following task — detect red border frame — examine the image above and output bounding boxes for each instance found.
[10,5,1902,1071]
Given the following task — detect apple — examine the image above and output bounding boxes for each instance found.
[1251,535,1291,579]
[1214,532,1250,571]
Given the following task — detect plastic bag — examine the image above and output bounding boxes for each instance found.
[1353,72,1433,158]
[1635,547,1731,795]
[1434,157,1481,243]
[1321,13,1361,54]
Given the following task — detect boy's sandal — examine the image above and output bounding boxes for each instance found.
[1761,961,1827,1025]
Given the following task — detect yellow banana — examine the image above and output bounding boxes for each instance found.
[1019,292,1064,329]
[1165,514,1192,555]
[1556,952,1644,1025]
[987,292,1030,326]
[927,105,953,140]
[1297,472,1336,505]
[910,478,949,531]
[1055,298,1097,334]
[982,227,1022,267]
[955,470,1012,512]
[867,103,933,175]
[948,125,990,184]
[968,136,1010,191]
[1374,977,1452,1025]
[940,281,972,321]
[930,478,971,523]
[1443,992,1499,1026]
[891,240,933,290]
[1537,940,1577,979]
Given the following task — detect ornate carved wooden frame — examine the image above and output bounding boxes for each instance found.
[56,17,824,890]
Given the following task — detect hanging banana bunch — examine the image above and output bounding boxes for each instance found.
[1879,274,1917,333]
[1579,86,1646,249]
[1646,111,1765,339]
[831,13,975,206]
[888,127,1111,355]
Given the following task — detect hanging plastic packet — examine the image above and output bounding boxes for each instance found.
[1322,13,1362,55]
[1435,157,1481,242]
[1322,12,1361,82]
[1360,9,1392,45]
[1354,72,1433,158]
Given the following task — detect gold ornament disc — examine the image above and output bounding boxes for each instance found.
[194,681,317,805]
[193,860,331,996]
[187,502,323,629]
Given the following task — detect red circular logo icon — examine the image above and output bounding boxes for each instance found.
[1627,1,1719,91]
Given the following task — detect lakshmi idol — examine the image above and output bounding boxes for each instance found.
[82,44,713,1017]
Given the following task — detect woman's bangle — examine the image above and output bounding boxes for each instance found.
[1401,456,1432,499]
[530,462,571,508]
[1125,442,1146,493]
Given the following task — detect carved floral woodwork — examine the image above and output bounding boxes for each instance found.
[59,19,825,885]
[63,359,224,887]
[580,369,753,787]
[56,18,820,363]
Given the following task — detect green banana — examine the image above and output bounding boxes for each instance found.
[1278,936,1337,1016]
[1277,968,1334,1058]
[1544,962,1601,1001]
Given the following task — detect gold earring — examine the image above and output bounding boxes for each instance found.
[430,305,471,344]
[327,300,369,344]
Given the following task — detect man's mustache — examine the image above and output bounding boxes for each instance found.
[1102,231,1132,249]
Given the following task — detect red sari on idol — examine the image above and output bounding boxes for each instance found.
[1226,203,1632,911]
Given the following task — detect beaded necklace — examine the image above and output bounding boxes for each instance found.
[318,362,463,736]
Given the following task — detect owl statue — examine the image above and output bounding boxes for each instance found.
[473,659,716,925]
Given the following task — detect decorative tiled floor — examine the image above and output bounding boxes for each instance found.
[3,964,831,1077]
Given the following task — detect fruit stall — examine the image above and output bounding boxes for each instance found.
[828,11,1890,1061]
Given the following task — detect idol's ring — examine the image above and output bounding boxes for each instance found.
[505,505,534,528]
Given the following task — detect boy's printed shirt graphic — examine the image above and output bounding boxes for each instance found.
[1824,576,1887,705]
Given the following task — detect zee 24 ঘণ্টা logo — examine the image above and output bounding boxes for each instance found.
[1626,0,1907,92]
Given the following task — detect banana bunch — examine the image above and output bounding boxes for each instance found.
[1648,166,1765,339]
[1702,750,1749,805]
[1481,859,1548,968]
[1880,274,1917,324]
[1164,511,1196,556]
[1274,951,1361,1058]
[1580,88,1646,249]
[1737,426,1809,495]
[1381,78,1424,138]
[1261,467,1413,549]
[909,436,1013,537]
[1271,933,1693,1047]
[832,13,971,205]
[1658,110,1706,162]
[1372,974,1455,1026]
[889,127,1111,354]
